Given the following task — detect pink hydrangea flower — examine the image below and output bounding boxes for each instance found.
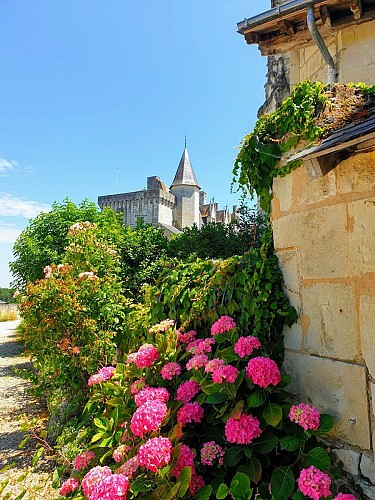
[126,352,137,364]
[200,441,224,466]
[234,335,261,358]
[134,387,170,407]
[87,366,116,387]
[116,456,139,479]
[205,358,226,373]
[175,380,201,403]
[186,337,215,355]
[177,402,204,426]
[189,473,205,496]
[171,444,195,479]
[186,354,209,371]
[73,450,96,470]
[60,477,80,496]
[135,344,160,368]
[245,357,281,388]
[289,403,320,431]
[225,414,262,444]
[177,330,197,344]
[81,466,128,500]
[130,401,168,437]
[212,365,239,384]
[161,362,181,380]
[148,319,174,334]
[333,494,357,500]
[211,316,236,335]
[112,444,128,463]
[130,379,147,395]
[137,437,172,472]
[298,466,331,500]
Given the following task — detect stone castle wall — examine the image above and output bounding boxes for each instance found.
[98,189,175,228]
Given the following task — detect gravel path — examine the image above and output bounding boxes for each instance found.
[0,321,59,499]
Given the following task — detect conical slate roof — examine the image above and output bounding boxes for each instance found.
[171,147,200,189]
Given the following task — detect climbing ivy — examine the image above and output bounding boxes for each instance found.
[233,81,328,213]
[233,81,375,214]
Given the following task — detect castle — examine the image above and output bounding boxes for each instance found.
[98,146,237,236]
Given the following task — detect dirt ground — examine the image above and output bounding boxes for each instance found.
[0,321,59,500]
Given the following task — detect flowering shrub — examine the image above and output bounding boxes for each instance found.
[56,317,344,500]
[17,223,129,403]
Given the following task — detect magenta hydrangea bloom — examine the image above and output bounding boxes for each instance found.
[130,378,147,395]
[234,335,261,358]
[175,380,201,403]
[200,441,224,466]
[211,316,236,335]
[137,437,172,472]
[205,358,226,373]
[112,444,128,463]
[177,402,204,426]
[116,456,139,479]
[160,362,181,380]
[171,444,195,479]
[225,414,262,444]
[289,403,320,431]
[189,473,205,496]
[73,450,96,470]
[298,466,332,500]
[186,354,209,371]
[245,357,281,388]
[130,401,168,437]
[135,344,160,368]
[81,466,128,500]
[60,477,80,496]
[212,365,239,384]
[186,337,215,355]
[88,366,116,386]
[134,387,170,407]
[333,494,357,500]
[177,330,197,344]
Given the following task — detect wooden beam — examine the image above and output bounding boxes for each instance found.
[319,5,332,27]
[244,32,260,45]
[350,0,363,20]
[277,19,296,36]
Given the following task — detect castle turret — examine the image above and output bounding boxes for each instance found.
[170,147,201,230]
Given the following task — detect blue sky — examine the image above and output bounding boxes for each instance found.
[0,0,271,287]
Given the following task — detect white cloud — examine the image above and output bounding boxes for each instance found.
[0,158,17,176]
[0,224,21,243]
[0,193,51,218]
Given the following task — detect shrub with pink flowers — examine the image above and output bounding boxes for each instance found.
[55,316,344,500]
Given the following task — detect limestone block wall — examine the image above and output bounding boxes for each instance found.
[289,20,375,86]
[272,151,375,496]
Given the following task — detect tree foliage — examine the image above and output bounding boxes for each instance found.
[0,287,15,303]
[10,199,125,289]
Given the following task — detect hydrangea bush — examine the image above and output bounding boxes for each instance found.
[56,317,356,500]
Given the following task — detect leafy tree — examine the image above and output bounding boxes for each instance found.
[0,288,15,303]
[10,199,125,289]
[120,220,169,295]
[167,204,266,260]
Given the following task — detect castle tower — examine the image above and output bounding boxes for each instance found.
[170,146,201,230]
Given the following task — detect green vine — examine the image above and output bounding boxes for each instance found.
[233,81,328,213]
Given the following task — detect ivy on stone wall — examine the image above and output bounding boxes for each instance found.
[233,81,375,214]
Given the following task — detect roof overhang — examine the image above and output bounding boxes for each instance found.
[237,0,375,55]
[285,110,375,178]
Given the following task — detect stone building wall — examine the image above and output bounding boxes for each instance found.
[289,22,375,87]
[271,149,375,496]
